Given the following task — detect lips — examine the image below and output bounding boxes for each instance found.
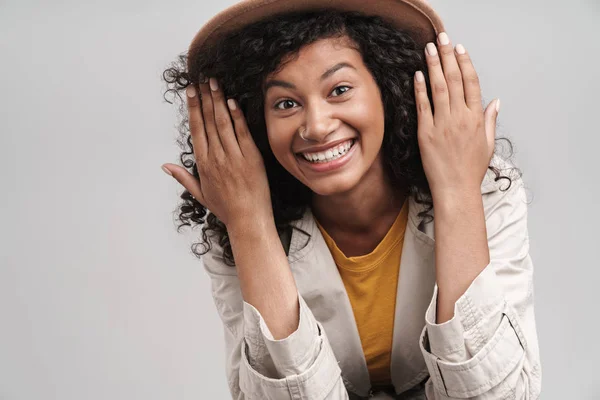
[296,138,356,155]
[299,139,356,162]
[296,137,358,173]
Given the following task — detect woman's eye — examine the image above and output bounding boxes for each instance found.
[274,99,297,110]
[331,85,351,97]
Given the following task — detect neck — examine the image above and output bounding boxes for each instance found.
[310,163,407,236]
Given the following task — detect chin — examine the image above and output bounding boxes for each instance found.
[306,176,359,197]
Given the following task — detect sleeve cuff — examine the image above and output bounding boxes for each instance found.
[420,264,528,397]
[243,291,322,378]
[238,296,344,398]
[420,312,526,398]
[424,262,505,363]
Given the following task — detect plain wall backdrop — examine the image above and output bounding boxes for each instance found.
[1,0,598,398]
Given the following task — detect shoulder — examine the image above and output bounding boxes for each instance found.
[202,220,239,276]
[481,153,524,195]
[481,154,530,235]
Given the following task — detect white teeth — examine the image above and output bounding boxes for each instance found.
[302,140,355,163]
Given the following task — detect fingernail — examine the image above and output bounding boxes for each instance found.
[186,86,196,98]
[496,98,501,113]
[426,42,437,56]
[161,165,172,176]
[209,77,218,91]
[438,32,450,46]
[227,98,236,110]
[415,71,424,82]
[455,44,466,55]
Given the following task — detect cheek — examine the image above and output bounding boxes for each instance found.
[346,92,385,129]
[266,127,296,166]
[349,94,386,153]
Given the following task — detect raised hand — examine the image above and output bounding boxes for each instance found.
[414,32,500,201]
[162,76,273,228]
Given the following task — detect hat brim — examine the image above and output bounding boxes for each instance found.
[188,0,445,70]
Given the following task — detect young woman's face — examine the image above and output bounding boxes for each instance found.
[263,36,386,196]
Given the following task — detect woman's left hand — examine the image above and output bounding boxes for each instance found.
[414,32,500,201]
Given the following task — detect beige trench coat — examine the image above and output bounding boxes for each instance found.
[202,155,542,399]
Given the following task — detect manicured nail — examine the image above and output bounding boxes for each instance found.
[438,32,450,46]
[209,77,218,91]
[415,71,425,82]
[455,44,466,55]
[426,42,437,56]
[161,165,172,176]
[186,86,196,98]
[227,98,236,110]
[496,99,501,113]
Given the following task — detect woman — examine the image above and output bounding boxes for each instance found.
[161,0,541,398]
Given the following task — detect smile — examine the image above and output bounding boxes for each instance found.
[297,139,358,173]
[300,139,355,162]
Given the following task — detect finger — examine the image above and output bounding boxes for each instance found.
[436,32,466,113]
[198,76,225,157]
[208,77,242,157]
[484,99,500,162]
[414,70,434,127]
[186,85,208,160]
[454,44,483,112]
[424,41,450,120]
[161,163,206,206]
[226,98,254,157]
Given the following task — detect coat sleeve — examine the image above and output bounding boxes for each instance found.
[202,235,349,399]
[419,179,542,399]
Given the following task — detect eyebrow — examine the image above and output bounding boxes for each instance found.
[264,62,356,93]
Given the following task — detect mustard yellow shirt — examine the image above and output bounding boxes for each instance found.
[314,200,409,388]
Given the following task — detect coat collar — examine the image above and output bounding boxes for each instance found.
[284,162,502,397]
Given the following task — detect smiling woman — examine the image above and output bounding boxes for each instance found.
[161,1,540,399]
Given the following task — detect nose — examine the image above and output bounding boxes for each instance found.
[301,101,339,142]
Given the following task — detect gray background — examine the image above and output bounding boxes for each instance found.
[1,0,597,398]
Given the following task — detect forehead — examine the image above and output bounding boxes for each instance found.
[270,36,362,77]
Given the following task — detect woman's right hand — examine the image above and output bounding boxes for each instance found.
[162,76,273,228]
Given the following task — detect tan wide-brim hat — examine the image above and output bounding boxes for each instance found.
[187,0,445,70]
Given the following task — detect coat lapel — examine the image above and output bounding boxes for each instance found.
[389,195,435,393]
[287,206,372,397]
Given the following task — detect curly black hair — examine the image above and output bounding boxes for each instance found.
[162,9,520,266]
